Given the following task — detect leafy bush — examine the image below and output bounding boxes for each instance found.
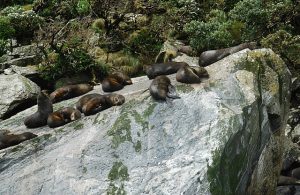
[261,30,300,70]
[33,0,78,19]
[229,0,295,40]
[1,6,43,43]
[39,49,109,81]
[126,28,162,59]
[76,0,90,16]
[184,10,243,51]
[0,16,15,40]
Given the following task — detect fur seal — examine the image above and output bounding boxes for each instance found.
[75,93,103,112]
[24,91,53,128]
[0,130,37,150]
[50,83,94,103]
[47,107,81,128]
[199,42,257,67]
[82,94,125,116]
[144,62,188,79]
[176,66,209,84]
[102,72,132,92]
[149,75,180,101]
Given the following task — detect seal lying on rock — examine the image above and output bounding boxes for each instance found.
[176,66,209,84]
[24,91,53,128]
[76,93,103,112]
[144,62,188,79]
[0,129,37,150]
[47,107,81,128]
[50,84,94,103]
[149,75,180,101]
[102,72,132,92]
[199,42,257,67]
[81,94,125,116]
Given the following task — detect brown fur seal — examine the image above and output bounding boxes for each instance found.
[102,72,132,92]
[75,93,103,112]
[24,91,53,128]
[144,62,188,79]
[82,94,125,116]
[176,66,209,84]
[47,107,81,128]
[149,75,180,101]
[50,83,94,103]
[0,130,37,150]
[199,42,257,67]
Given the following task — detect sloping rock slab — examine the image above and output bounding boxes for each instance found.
[0,49,291,195]
[0,74,40,119]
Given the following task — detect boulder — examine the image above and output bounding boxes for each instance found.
[0,49,290,195]
[0,74,40,119]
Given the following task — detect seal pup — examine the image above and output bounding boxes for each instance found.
[176,66,209,84]
[50,83,94,103]
[102,72,132,92]
[0,129,37,150]
[199,42,257,67]
[76,93,103,112]
[47,107,81,128]
[144,62,188,79]
[82,94,125,116]
[24,91,53,128]
[149,75,180,101]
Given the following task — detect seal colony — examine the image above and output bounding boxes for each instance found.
[1,42,255,150]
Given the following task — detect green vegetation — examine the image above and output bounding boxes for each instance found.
[0,0,298,80]
[107,161,129,195]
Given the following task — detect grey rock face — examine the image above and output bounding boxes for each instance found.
[0,49,290,195]
[0,74,40,119]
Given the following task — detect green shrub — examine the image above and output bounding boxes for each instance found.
[184,10,243,51]
[1,6,43,43]
[0,16,15,40]
[33,0,78,19]
[229,0,295,40]
[39,49,109,81]
[76,0,90,16]
[126,28,162,59]
[261,30,300,70]
[92,18,105,34]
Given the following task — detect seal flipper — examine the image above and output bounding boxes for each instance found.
[84,105,104,116]
[167,85,180,99]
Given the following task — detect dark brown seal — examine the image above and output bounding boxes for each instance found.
[50,83,94,103]
[149,75,180,101]
[102,72,132,92]
[199,42,257,67]
[82,94,125,116]
[47,107,81,128]
[176,66,209,84]
[75,93,103,112]
[144,62,188,79]
[0,129,37,150]
[24,91,53,128]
